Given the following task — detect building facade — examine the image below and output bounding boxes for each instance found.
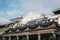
[0,9,60,40]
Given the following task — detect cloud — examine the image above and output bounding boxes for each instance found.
[20,0,54,16]
[0,12,5,17]
[20,0,44,11]
[6,9,23,19]
[7,0,21,9]
[0,0,59,19]
[6,10,19,16]
[40,0,60,9]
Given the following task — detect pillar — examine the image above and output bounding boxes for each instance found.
[27,35,29,40]
[9,36,11,40]
[53,32,56,40]
[3,36,5,40]
[38,34,41,40]
[17,36,19,40]
[53,33,56,37]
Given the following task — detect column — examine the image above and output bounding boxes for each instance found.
[38,34,41,40]
[9,36,11,40]
[53,33,56,40]
[27,35,29,40]
[53,33,56,37]
[52,31,56,39]
[3,36,5,40]
[17,36,19,40]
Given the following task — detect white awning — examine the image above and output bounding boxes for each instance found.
[0,17,12,26]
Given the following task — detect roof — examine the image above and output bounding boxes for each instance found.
[0,17,12,26]
[52,8,60,15]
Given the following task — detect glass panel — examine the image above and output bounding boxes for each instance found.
[29,35,38,40]
[4,37,9,40]
[41,34,53,40]
[56,34,59,40]
[0,36,3,40]
[19,36,27,40]
[11,36,17,40]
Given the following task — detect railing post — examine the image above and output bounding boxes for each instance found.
[17,36,19,40]
[38,34,41,40]
[27,35,29,40]
[9,36,11,40]
[52,31,56,40]
[3,36,5,40]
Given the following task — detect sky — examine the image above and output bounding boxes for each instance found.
[0,0,60,19]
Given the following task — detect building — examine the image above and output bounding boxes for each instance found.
[0,9,60,40]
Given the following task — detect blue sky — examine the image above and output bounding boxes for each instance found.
[0,0,60,19]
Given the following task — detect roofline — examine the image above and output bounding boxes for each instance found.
[52,8,60,12]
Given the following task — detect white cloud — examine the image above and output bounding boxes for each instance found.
[7,10,18,16]
[20,0,54,16]
[20,0,44,11]
[6,9,23,18]
[40,0,60,9]
[0,12,5,17]
[0,0,58,19]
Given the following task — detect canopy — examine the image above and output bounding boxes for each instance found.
[0,17,12,26]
